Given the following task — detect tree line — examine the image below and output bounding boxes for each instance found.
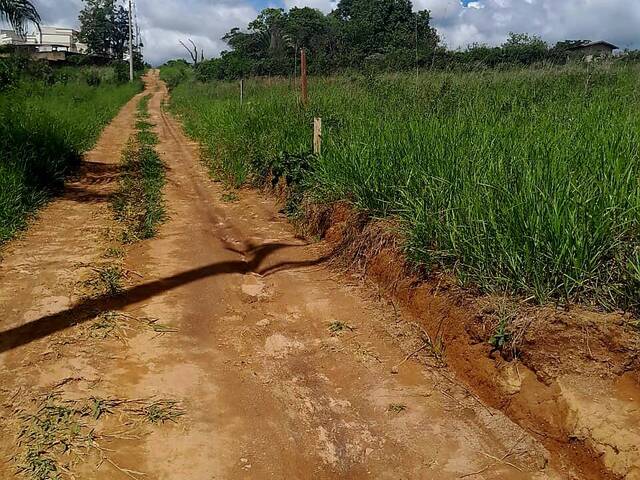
[189,0,637,82]
[195,1,438,81]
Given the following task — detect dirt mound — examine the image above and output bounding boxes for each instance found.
[301,200,640,480]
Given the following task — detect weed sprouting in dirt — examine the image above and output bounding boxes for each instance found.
[487,301,519,356]
[135,96,159,146]
[15,401,83,479]
[14,393,105,480]
[11,390,185,480]
[104,246,125,259]
[89,311,132,341]
[146,318,179,334]
[387,403,407,414]
[221,191,239,203]
[85,266,124,296]
[137,399,185,424]
[113,95,166,242]
[136,122,159,146]
[328,321,354,334]
[490,319,512,352]
[137,94,151,117]
[89,311,178,341]
[89,314,121,339]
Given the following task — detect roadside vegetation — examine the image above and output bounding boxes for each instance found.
[113,95,166,241]
[0,58,141,244]
[166,64,640,312]
[159,59,192,90]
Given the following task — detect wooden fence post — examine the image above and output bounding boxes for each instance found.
[313,117,322,155]
[240,79,244,106]
[300,48,308,106]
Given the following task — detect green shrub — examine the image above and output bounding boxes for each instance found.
[112,61,130,84]
[159,60,192,90]
[26,60,54,84]
[0,59,18,90]
[195,59,224,82]
[83,68,102,86]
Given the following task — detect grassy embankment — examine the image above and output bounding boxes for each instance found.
[166,65,640,311]
[0,71,141,243]
[113,94,166,241]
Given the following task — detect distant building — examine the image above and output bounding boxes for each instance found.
[0,26,87,60]
[567,41,619,62]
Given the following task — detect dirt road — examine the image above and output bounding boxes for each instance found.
[0,72,572,479]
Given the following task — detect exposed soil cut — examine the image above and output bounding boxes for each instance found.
[301,201,640,479]
[0,71,636,480]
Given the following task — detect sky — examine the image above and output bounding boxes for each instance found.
[16,0,640,65]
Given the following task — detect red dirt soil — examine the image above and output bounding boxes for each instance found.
[304,202,640,479]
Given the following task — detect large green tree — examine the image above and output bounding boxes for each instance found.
[285,7,339,73]
[0,0,40,36]
[78,0,130,59]
[335,0,439,68]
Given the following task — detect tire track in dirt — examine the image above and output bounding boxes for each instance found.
[0,71,586,479]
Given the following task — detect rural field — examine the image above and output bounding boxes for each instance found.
[168,65,640,311]
[1,0,639,479]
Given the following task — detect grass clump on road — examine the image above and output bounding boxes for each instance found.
[11,391,184,480]
[0,78,141,245]
[328,321,354,334]
[113,95,166,241]
[93,265,125,295]
[15,393,99,480]
[167,65,640,312]
[138,399,185,424]
[83,265,124,297]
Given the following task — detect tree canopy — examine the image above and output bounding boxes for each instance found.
[78,0,131,59]
[196,0,439,81]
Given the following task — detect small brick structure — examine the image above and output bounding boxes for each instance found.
[567,40,619,62]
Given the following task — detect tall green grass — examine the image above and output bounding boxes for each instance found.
[0,80,141,243]
[168,65,640,310]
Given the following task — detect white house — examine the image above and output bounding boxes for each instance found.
[0,29,23,46]
[0,26,87,54]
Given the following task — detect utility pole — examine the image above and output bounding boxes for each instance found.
[415,13,419,93]
[300,48,308,106]
[128,0,134,82]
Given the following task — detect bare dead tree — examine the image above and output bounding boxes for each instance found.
[179,39,200,65]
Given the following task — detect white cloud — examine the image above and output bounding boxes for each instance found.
[283,0,336,12]
[414,0,461,20]
[418,0,640,50]
[136,0,257,64]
